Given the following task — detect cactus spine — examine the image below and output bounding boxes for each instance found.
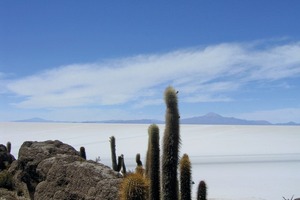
[197,180,207,200]
[180,154,192,200]
[162,86,180,200]
[147,124,160,200]
[120,173,149,200]
[79,146,86,160]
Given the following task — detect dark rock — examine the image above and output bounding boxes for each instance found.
[0,144,16,171]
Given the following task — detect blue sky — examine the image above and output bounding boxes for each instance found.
[1,1,300,123]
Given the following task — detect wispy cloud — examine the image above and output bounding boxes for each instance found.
[4,40,300,109]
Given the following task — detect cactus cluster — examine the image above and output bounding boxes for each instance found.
[110,136,126,174]
[117,86,208,200]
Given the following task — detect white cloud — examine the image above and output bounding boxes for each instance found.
[5,41,300,109]
[133,99,163,109]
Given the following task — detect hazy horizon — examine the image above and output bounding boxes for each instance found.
[7,111,300,125]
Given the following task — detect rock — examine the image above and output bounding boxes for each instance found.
[4,140,122,200]
[0,188,29,200]
[9,140,79,199]
[35,154,122,200]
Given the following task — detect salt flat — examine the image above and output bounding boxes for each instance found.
[1,122,299,199]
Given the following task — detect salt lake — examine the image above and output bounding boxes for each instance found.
[1,122,299,199]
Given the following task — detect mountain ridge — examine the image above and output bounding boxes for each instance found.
[180,112,272,125]
[13,113,299,125]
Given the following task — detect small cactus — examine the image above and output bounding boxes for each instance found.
[180,154,192,200]
[79,146,86,160]
[6,142,11,154]
[110,136,118,171]
[120,172,149,200]
[197,180,207,200]
[117,155,123,172]
[136,153,143,167]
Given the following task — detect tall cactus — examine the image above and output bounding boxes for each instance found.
[180,154,192,200]
[197,180,207,200]
[147,124,160,200]
[109,136,118,171]
[162,86,181,200]
[120,173,149,200]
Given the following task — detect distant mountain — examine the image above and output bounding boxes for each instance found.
[181,112,272,125]
[90,119,164,124]
[13,113,299,125]
[14,117,54,123]
[275,121,300,126]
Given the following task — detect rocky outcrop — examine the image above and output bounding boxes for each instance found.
[35,154,121,200]
[0,140,122,200]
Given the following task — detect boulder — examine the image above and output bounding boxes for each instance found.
[5,140,122,200]
[35,154,122,200]
[9,140,79,199]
